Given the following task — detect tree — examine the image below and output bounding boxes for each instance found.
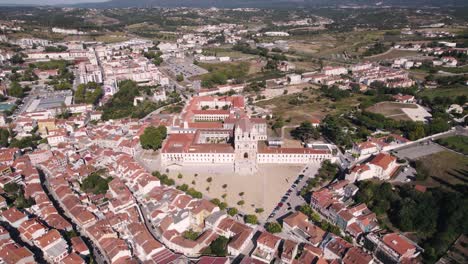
[237,200,245,206]
[255,208,264,214]
[182,229,200,241]
[81,173,111,195]
[244,214,258,224]
[265,222,282,233]
[176,74,184,82]
[9,53,25,64]
[227,207,238,216]
[291,121,320,142]
[0,128,9,147]
[204,236,229,256]
[75,82,103,105]
[140,125,167,150]
[408,123,426,140]
[9,82,24,98]
[3,182,20,194]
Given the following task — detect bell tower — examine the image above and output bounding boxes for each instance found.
[234,118,258,175]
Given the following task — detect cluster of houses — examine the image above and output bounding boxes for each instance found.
[310,179,423,264]
[0,149,87,264]
[258,62,416,91]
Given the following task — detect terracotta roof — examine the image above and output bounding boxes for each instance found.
[35,229,64,249]
[256,231,281,249]
[0,243,34,264]
[60,252,85,264]
[343,247,372,264]
[382,233,416,256]
[370,153,396,170]
[197,256,229,264]
[1,207,27,224]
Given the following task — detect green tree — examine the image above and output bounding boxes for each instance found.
[176,74,184,82]
[244,214,258,224]
[408,123,426,140]
[140,125,167,150]
[227,207,238,216]
[9,82,24,98]
[182,229,200,241]
[0,128,10,147]
[81,173,111,195]
[291,121,320,142]
[204,236,229,256]
[265,222,282,233]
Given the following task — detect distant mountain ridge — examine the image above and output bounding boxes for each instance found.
[71,0,468,9]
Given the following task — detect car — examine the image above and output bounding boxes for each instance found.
[277,202,283,207]
[287,207,292,210]
[292,184,297,188]
[287,189,292,193]
[294,180,300,184]
[298,174,304,179]
[287,202,291,207]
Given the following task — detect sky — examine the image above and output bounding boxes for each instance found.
[0,0,108,4]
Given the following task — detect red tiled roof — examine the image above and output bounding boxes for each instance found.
[382,233,416,256]
[370,153,396,170]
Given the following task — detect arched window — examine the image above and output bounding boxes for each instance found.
[244,153,248,159]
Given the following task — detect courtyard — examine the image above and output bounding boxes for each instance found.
[165,162,319,221]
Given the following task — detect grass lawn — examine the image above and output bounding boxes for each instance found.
[202,47,257,59]
[419,85,468,99]
[437,135,468,155]
[414,151,468,191]
[256,89,364,125]
[437,65,468,74]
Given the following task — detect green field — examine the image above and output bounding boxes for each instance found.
[202,47,257,59]
[256,90,365,124]
[437,135,468,155]
[415,151,468,191]
[419,85,468,99]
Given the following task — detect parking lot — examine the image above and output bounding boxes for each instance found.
[164,58,208,79]
[266,164,320,223]
[392,141,445,160]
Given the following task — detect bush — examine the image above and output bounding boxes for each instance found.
[237,200,245,206]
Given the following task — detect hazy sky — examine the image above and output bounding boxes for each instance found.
[0,0,108,4]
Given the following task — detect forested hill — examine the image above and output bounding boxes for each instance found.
[72,0,468,9]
